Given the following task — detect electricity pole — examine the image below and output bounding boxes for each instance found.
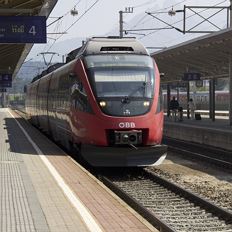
[37,52,59,67]
[119,7,133,38]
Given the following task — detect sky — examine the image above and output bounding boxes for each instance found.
[46,0,163,39]
[27,0,230,62]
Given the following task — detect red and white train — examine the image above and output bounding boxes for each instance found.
[25,37,167,166]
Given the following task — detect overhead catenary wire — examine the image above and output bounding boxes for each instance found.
[24,0,83,63]
[129,0,189,30]
[105,0,190,37]
[133,0,158,9]
[24,0,100,64]
[46,0,100,52]
[124,0,227,37]
[138,0,228,40]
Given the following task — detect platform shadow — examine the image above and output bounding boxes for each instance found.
[3,117,65,157]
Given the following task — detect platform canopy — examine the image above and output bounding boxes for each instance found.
[152,27,232,83]
[0,0,57,79]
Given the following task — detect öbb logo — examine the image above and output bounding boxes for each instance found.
[118,122,136,128]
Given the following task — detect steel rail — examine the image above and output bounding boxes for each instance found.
[164,137,232,170]
[100,169,232,232]
[100,175,176,232]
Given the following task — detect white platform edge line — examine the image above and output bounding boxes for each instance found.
[8,109,103,232]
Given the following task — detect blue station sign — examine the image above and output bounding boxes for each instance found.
[0,16,46,43]
[0,74,12,88]
[0,82,12,88]
[182,72,201,81]
[0,74,12,82]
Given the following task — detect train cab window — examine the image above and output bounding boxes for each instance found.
[84,54,155,116]
[85,55,154,98]
[156,88,163,113]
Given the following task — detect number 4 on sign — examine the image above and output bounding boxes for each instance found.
[29,26,36,36]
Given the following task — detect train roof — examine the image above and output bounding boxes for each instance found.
[31,63,65,83]
[30,37,150,83]
[82,37,149,56]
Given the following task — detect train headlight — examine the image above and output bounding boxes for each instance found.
[122,134,129,142]
[143,101,150,106]
[99,101,106,107]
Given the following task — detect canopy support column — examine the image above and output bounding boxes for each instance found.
[209,78,215,121]
[229,55,232,126]
[167,84,171,117]
[187,82,190,119]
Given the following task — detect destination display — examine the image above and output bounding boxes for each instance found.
[0,16,46,43]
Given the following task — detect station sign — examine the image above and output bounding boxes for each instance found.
[182,72,201,81]
[0,74,12,88]
[0,82,12,88]
[0,16,46,43]
[0,74,12,82]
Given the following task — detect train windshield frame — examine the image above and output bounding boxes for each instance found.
[84,54,155,99]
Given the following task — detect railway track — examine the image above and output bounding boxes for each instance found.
[163,137,232,170]
[99,168,232,232]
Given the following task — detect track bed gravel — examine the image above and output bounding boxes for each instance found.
[148,153,232,212]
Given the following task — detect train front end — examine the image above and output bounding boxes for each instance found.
[72,38,167,166]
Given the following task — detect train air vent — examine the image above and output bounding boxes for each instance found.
[100,46,134,52]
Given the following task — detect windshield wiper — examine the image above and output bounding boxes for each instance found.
[121,83,146,104]
[129,82,146,97]
[121,96,130,104]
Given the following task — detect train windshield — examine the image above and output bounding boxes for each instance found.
[85,55,155,98]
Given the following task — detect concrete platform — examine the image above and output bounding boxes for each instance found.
[0,108,157,232]
[164,116,232,151]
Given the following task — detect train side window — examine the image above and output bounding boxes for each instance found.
[71,78,92,113]
[156,88,163,113]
